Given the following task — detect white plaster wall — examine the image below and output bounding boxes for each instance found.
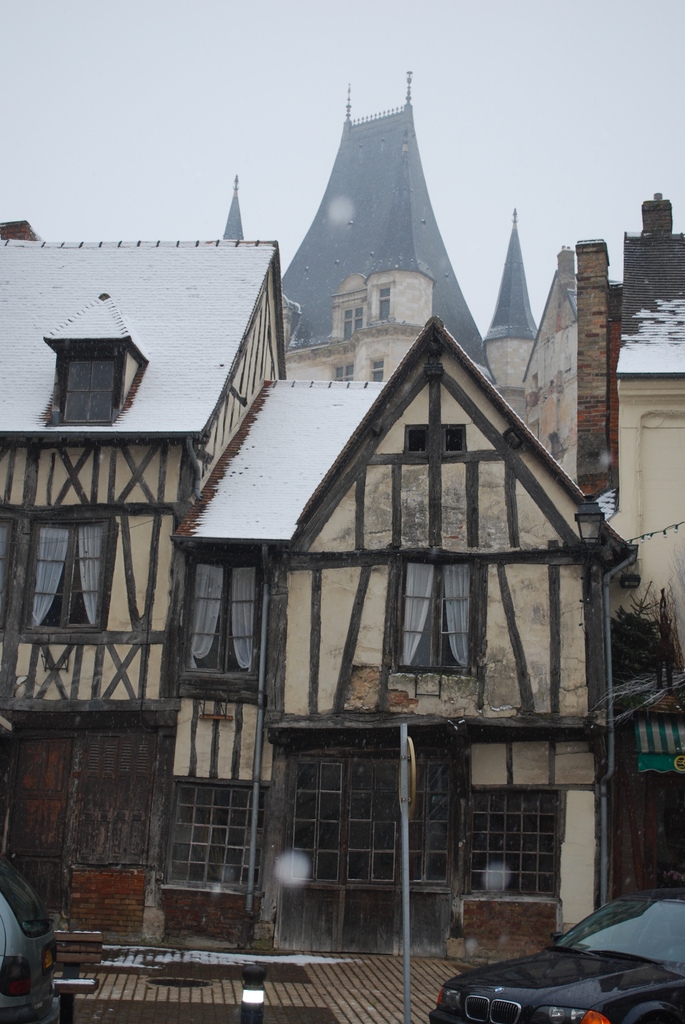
[283,571,312,716]
[401,464,429,547]
[478,462,508,550]
[310,485,356,552]
[318,566,361,712]
[512,742,550,784]
[471,744,507,784]
[507,564,551,713]
[354,565,387,666]
[364,465,393,549]
[560,789,596,928]
[558,566,587,716]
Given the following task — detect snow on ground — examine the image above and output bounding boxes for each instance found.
[103,945,359,967]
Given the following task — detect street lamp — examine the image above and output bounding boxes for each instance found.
[575,498,605,550]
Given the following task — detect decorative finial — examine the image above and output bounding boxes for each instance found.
[346,84,351,121]
[406,71,413,105]
[233,175,239,196]
[512,208,518,225]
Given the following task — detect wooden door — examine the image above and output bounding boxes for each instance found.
[276,754,451,954]
[76,733,156,863]
[9,738,72,911]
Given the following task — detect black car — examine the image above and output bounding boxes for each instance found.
[431,891,685,1024]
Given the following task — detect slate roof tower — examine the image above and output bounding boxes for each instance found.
[283,77,485,382]
[223,175,244,241]
[485,210,537,415]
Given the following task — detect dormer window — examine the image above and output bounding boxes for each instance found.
[65,359,115,423]
[44,295,147,427]
[344,307,364,340]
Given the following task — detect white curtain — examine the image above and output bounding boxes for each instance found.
[402,563,434,665]
[190,564,223,666]
[444,564,470,666]
[32,526,69,626]
[78,524,103,624]
[0,524,7,617]
[231,567,256,670]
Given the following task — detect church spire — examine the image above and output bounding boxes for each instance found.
[223,175,244,241]
[484,211,537,417]
[485,210,536,343]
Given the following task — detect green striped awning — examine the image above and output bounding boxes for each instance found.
[635,714,685,773]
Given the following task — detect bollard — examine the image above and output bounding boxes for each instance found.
[241,963,266,1024]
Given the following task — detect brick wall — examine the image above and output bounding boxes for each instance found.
[463,898,558,958]
[71,869,145,937]
[161,887,259,945]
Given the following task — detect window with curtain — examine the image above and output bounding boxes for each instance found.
[402,562,470,669]
[31,522,105,628]
[0,522,9,622]
[188,564,257,672]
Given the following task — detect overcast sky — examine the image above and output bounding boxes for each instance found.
[2,0,684,338]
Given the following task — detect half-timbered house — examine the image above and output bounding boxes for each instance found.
[0,237,284,939]
[179,316,632,958]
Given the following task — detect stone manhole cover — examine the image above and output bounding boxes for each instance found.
[147,978,212,988]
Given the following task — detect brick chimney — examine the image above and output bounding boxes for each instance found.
[641,194,672,235]
[0,220,40,241]
[575,240,611,494]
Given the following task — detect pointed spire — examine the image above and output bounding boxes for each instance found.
[406,71,413,105]
[223,175,244,241]
[346,84,351,122]
[484,211,537,342]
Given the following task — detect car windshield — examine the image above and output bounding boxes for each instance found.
[557,896,685,963]
[0,859,52,938]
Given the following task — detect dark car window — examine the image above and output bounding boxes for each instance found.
[558,896,685,963]
[0,858,51,938]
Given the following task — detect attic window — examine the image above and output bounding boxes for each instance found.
[444,426,465,453]
[405,425,467,454]
[65,359,115,422]
[405,426,428,452]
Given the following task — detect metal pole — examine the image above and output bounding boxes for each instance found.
[599,547,636,904]
[400,722,411,1024]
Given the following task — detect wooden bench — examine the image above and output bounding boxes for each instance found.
[54,932,103,1024]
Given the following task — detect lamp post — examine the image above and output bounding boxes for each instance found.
[575,498,636,905]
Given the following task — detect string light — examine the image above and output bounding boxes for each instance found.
[627,520,685,544]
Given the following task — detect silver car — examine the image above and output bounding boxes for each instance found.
[0,858,58,1024]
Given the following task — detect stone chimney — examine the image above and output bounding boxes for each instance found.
[641,194,672,235]
[557,247,575,287]
[575,240,610,494]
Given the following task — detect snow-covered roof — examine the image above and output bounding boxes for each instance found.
[181,379,384,541]
[617,298,685,376]
[0,239,277,434]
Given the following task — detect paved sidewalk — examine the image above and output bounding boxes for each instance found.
[66,946,463,1024]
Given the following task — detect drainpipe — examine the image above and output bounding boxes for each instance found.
[185,437,203,500]
[246,544,270,915]
[599,546,637,905]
